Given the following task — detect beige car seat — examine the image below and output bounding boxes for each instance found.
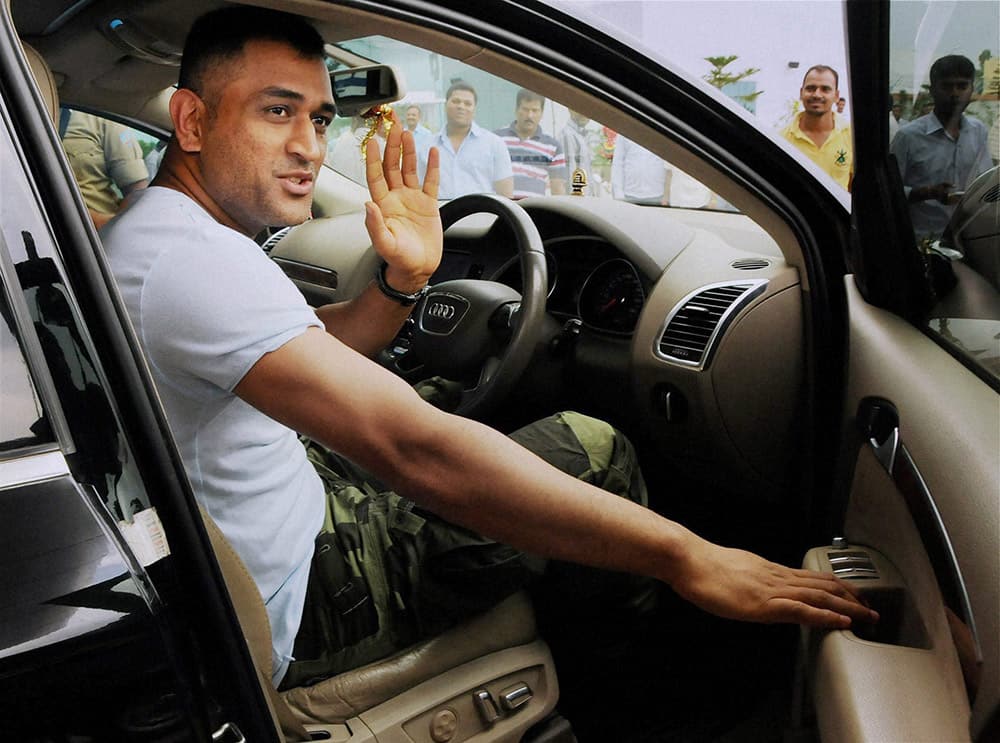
[201,509,560,742]
[22,42,59,122]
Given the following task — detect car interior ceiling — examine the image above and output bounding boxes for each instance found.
[10,1,841,741]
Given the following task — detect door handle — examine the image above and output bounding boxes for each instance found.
[857,397,900,475]
[853,396,981,667]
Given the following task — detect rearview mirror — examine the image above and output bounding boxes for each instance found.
[331,64,405,118]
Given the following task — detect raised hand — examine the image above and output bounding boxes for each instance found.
[363,116,442,293]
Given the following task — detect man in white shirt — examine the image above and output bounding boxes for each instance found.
[103,5,877,691]
[611,136,669,205]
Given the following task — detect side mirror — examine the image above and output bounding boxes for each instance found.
[331,64,405,118]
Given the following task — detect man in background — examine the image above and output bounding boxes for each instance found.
[779,65,853,190]
[496,89,567,197]
[62,109,150,228]
[328,115,386,184]
[891,55,993,240]
[402,104,432,150]
[611,135,670,205]
[559,110,599,196]
[417,81,513,198]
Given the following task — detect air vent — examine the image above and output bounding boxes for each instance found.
[730,258,770,270]
[655,280,767,370]
[262,226,292,254]
[982,184,1000,203]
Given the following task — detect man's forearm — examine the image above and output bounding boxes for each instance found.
[315,279,416,357]
[249,329,685,580]
[381,404,689,584]
[383,409,877,629]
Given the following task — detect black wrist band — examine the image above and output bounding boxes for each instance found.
[376,262,429,306]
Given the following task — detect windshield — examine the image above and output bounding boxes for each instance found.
[325,34,730,210]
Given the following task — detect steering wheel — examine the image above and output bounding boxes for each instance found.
[407,193,547,417]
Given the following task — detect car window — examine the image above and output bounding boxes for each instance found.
[888,1,1000,385]
[539,0,854,195]
[328,36,730,209]
[0,285,51,453]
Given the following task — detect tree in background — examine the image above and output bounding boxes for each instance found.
[703,55,763,113]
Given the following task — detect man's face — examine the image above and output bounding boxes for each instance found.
[445,90,476,129]
[515,98,544,138]
[930,75,973,118]
[405,106,420,130]
[799,70,838,117]
[194,39,334,235]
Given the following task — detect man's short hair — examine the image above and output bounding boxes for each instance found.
[929,55,975,85]
[179,7,326,95]
[801,65,839,89]
[445,81,477,104]
[516,88,545,109]
[406,104,421,114]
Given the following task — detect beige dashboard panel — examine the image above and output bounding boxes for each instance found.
[631,231,802,494]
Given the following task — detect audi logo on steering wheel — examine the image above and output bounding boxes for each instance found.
[419,292,469,335]
[427,302,456,320]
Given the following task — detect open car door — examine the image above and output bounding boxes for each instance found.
[802,1,999,740]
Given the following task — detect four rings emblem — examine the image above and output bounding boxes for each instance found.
[427,302,456,320]
[419,292,469,335]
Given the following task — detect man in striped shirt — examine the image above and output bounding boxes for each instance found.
[496,89,568,197]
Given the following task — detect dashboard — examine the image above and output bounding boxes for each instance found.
[269,194,807,501]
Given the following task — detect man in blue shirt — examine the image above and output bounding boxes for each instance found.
[417,82,513,199]
[891,55,992,240]
[496,89,568,198]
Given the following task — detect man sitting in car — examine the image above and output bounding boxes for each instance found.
[101,5,876,691]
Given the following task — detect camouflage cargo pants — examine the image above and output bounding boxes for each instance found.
[281,411,651,690]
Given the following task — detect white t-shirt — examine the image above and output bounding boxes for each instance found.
[103,187,325,683]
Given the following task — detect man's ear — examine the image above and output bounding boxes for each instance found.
[170,88,206,153]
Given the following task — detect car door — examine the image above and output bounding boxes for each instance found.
[801,1,999,740]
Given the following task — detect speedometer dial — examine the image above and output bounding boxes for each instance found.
[578,259,646,334]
